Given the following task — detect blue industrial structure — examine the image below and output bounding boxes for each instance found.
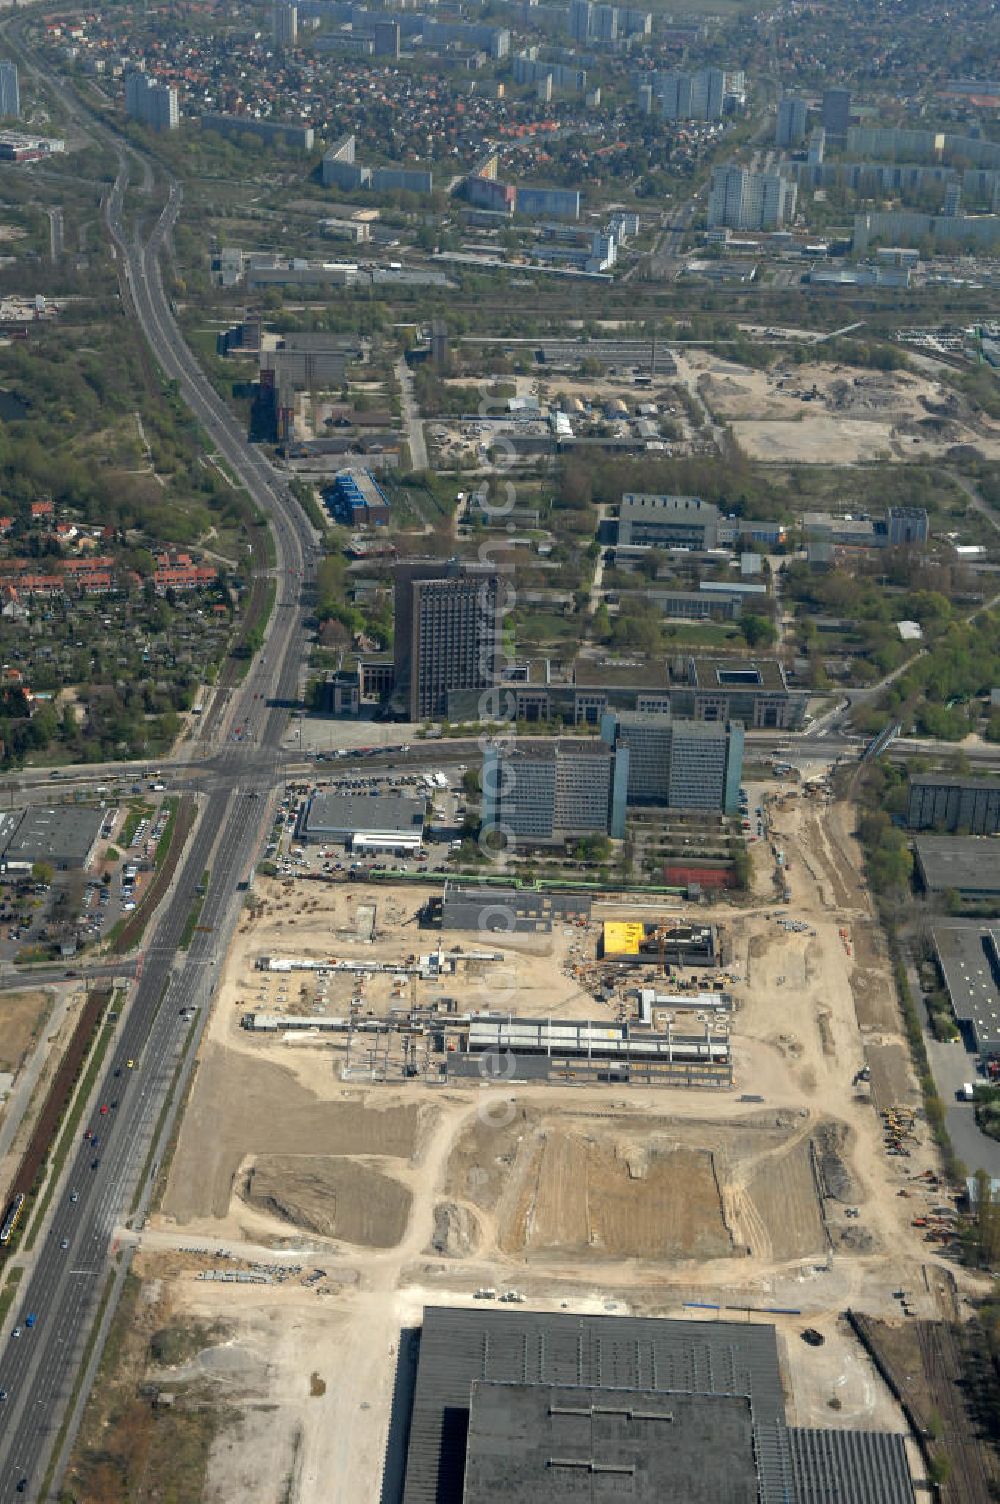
[325,467,390,527]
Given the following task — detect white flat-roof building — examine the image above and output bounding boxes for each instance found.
[303,792,425,852]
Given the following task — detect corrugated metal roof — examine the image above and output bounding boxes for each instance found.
[464,1383,761,1503]
[402,1308,786,1504]
[786,1426,915,1504]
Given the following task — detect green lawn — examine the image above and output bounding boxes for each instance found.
[516,610,579,648]
[660,621,746,648]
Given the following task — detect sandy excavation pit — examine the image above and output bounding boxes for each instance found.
[444,1105,839,1265]
[676,348,1000,462]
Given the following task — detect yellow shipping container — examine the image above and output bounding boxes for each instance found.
[603,921,644,956]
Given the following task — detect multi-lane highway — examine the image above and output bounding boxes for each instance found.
[1,34,1000,1500]
[0,43,318,1501]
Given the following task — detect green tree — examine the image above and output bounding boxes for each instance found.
[31,860,54,886]
[741,615,777,649]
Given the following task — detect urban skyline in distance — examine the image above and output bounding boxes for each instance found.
[0,0,996,1500]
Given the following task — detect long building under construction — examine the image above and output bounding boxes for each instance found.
[240,1006,732,1088]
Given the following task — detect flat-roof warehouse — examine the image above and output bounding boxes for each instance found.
[914,835,1000,900]
[932,923,1000,1056]
[399,1306,915,1504]
[302,791,425,853]
[0,805,105,871]
[434,880,591,933]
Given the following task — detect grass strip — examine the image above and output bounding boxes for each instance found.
[0,1265,24,1328]
[290,479,327,534]
[178,894,204,951]
[129,1011,200,1219]
[231,577,277,683]
[120,800,154,848]
[154,796,179,869]
[23,996,123,1251]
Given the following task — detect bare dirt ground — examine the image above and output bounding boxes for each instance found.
[240,1153,411,1247]
[162,1047,425,1227]
[676,348,1000,463]
[127,786,992,1501]
[229,877,604,1022]
[0,989,50,1075]
[445,1107,736,1261]
[0,986,79,1193]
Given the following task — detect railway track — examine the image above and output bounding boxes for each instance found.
[0,989,112,1261]
[915,1320,997,1504]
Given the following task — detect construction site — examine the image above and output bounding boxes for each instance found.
[239,915,734,1088]
[679,346,1000,463]
[83,778,992,1503]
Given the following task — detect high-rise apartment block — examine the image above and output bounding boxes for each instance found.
[708,164,797,231]
[274,1,298,48]
[374,19,401,58]
[482,739,629,844]
[481,713,743,841]
[393,562,502,722]
[943,180,962,217]
[124,71,179,131]
[321,133,433,194]
[658,67,725,121]
[621,9,652,37]
[821,87,851,138]
[592,4,619,41]
[776,95,807,149]
[568,0,593,39]
[0,61,20,120]
[600,711,744,814]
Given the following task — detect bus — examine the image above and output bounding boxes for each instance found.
[0,1192,26,1246]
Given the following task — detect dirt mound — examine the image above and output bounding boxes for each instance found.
[832,1224,877,1253]
[163,1045,426,1222]
[240,1155,411,1248]
[811,1122,856,1203]
[429,1201,481,1258]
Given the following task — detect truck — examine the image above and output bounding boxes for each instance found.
[960,1082,975,1101]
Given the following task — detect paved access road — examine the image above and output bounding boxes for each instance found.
[0,43,316,1499]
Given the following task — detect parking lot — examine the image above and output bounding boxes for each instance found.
[263,769,469,879]
[0,792,173,964]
